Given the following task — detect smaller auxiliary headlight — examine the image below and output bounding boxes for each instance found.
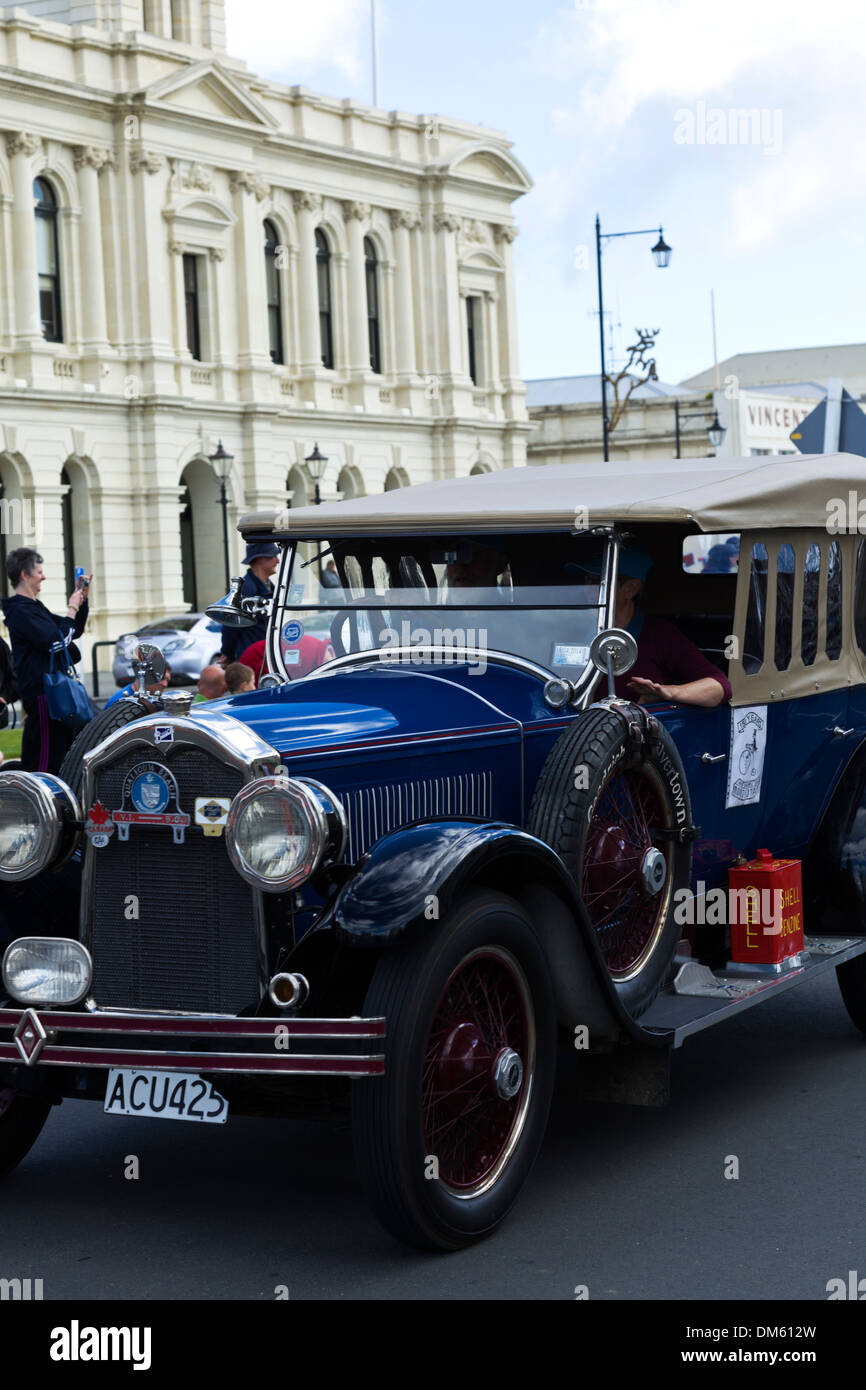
[0,772,80,881]
[225,775,346,893]
[2,937,92,1007]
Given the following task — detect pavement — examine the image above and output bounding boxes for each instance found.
[2,966,864,1300]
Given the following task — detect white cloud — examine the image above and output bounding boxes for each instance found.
[224,0,370,86]
[537,0,866,130]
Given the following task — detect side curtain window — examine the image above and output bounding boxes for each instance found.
[856,540,866,654]
[774,543,794,670]
[743,542,768,675]
[826,540,842,661]
[801,541,821,668]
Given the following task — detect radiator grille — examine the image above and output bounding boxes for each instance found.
[88,747,261,1013]
[343,771,492,861]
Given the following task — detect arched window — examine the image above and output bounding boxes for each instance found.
[264,220,283,365]
[34,177,62,342]
[315,229,334,369]
[364,236,381,374]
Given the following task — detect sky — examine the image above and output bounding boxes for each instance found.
[224,0,866,386]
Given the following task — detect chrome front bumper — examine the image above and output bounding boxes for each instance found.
[0,1007,385,1078]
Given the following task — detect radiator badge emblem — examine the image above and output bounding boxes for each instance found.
[112,761,190,844]
[194,796,231,838]
[153,725,174,744]
[85,799,115,848]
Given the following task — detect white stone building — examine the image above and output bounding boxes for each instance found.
[0,0,531,676]
[526,375,719,464]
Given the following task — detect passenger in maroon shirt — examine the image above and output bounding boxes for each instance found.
[585,547,732,707]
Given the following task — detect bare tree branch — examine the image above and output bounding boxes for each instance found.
[606,328,660,435]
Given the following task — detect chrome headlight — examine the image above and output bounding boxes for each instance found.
[225,775,345,893]
[2,936,92,1006]
[0,773,80,880]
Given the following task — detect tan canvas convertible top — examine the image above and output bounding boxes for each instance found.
[240,452,866,540]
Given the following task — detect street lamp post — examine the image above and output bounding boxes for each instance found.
[208,439,234,590]
[595,216,672,462]
[304,442,328,582]
[674,399,726,457]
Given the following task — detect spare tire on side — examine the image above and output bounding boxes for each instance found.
[528,704,693,1018]
[58,697,152,800]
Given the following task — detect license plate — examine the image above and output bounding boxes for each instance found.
[103,1068,228,1124]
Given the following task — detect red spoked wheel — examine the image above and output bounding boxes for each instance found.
[528,706,693,1016]
[582,764,674,982]
[352,890,556,1250]
[422,946,534,1197]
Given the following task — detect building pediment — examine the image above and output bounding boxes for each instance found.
[434,143,533,193]
[136,61,281,131]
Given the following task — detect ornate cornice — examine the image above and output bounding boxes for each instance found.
[389,208,422,231]
[494,223,519,244]
[73,145,110,173]
[171,159,215,193]
[229,169,269,200]
[291,189,323,217]
[342,199,371,222]
[4,131,41,160]
[129,148,165,175]
[433,212,461,234]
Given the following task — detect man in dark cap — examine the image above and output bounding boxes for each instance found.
[219,542,279,665]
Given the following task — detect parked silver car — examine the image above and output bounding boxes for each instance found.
[113,613,224,686]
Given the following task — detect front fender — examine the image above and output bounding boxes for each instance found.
[330,819,661,1046]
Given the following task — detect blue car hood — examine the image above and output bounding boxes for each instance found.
[190,665,520,759]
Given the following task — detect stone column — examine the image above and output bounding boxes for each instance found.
[389,209,419,380]
[5,131,43,346]
[229,169,272,398]
[433,211,469,407]
[342,200,371,376]
[168,240,192,365]
[493,223,526,419]
[73,145,110,354]
[483,288,501,395]
[128,147,176,394]
[292,190,323,375]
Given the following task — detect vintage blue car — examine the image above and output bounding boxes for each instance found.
[2,454,866,1250]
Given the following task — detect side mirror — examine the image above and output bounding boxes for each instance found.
[205,576,255,629]
[589,628,638,697]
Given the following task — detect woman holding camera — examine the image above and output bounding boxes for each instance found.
[1,548,90,774]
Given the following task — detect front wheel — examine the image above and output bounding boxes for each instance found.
[352,889,556,1250]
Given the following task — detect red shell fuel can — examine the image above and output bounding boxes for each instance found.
[728,848,805,965]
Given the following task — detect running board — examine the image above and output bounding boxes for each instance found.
[638,935,866,1046]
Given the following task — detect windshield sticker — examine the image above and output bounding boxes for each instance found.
[552,643,590,667]
[726,706,767,808]
[289,583,305,604]
[284,649,300,664]
[283,620,304,643]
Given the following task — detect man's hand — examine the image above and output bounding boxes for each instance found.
[628,675,727,708]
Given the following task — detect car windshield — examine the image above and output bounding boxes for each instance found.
[272,533,606,679]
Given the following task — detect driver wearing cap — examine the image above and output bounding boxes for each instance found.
[582,546,731,707]
[220,542,279,666]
